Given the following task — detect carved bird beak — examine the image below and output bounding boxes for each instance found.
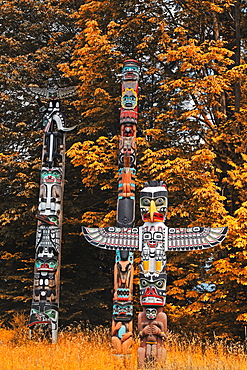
[150,200,157,222]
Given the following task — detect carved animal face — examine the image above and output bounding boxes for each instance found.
[29,308,58,327]
[35,257,58,272]
[41,168,62,184]
[112,302,133,322]
[140,183,168,222]
[140,271,167,306]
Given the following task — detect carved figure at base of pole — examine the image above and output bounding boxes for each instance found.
[111,300,133,354]
[112,320,132,354]
[138,307,167,367]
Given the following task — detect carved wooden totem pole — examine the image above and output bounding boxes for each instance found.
[28,80,76,343]
[83,181,227,364]
[112,59,140,354]
[82,62,228,365]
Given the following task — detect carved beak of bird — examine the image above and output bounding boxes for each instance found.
[150,200,157,222]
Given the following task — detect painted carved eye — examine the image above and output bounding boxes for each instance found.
[143,233,152,240]
[153,232,163,240]
[49,261,57,268]
[51,216,58,221]
[155,198,165,206]
[35,260,42,268]
[155,279,165,289]
[45,309,56,320]
[140,279,148,288]
[141,198,150,206]
[53,170,61,178]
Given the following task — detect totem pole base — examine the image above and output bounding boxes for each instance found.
[29,324,58,344]
[111,335,132,355]
[137,307,167,368]
[52,327,58,344]
[137,347,166,369]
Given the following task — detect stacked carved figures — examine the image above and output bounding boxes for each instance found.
[82,61,228,366]
[28,80,76,343]
[138,182,169,366]
[112,60,140,354]
[83,184,228,366]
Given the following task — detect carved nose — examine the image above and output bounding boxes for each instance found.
[145,287,151,295]
[145,286,157,295]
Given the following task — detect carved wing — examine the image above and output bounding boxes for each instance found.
[82,226,141,251]
[28,87,49,99]
[57,86,77,99]
[28,86,77,100]
[168,226,228,251]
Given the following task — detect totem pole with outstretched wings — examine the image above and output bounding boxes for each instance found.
[82,181,227,364]
[28,80,76,343]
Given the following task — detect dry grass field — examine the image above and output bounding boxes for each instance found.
[0,317,247,370]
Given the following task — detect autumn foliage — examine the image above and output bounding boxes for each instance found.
[1,0,247,341]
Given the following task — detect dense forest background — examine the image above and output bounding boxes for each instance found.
[1,0,247,340]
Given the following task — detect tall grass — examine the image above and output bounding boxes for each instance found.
[0,318,247,369]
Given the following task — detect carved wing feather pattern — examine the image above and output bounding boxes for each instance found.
[82,226,140,251]
[82,225,227,252]
[28,86,77,100]
[28,87,49,99]
[56,86,77,99]
[168,226,228,251]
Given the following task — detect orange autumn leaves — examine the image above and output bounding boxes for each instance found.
[59,0,247,339]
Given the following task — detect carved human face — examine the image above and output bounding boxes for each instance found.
[145,308,157,320]
[122,60,139,80]
[121,88,138,109]
[140,184,168,222]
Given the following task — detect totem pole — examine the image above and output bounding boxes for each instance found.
[82,62,228,365]
[27,80,76,343]
[112,59,140,354]
[83,182,227,365]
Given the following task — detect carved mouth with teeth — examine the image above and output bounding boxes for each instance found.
[141,286,165,306]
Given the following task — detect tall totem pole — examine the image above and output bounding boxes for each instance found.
[82,61,228,365]
[28,80,76,343]
[112,60,140,354]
